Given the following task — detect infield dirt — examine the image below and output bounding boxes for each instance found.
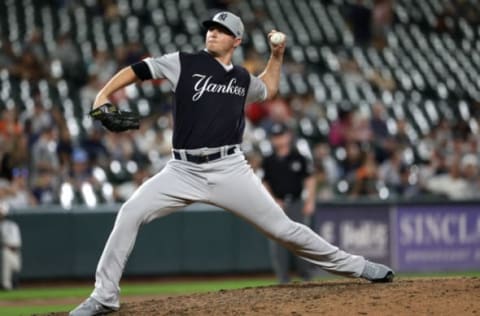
[46,277,480,315]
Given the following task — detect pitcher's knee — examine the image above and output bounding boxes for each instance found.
[116,199,145,227]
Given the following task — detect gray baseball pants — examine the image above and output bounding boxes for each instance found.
[91,148,366,309]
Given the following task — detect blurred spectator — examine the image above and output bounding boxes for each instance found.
[70,148,94,184]
[367,68,396,91]
[417,149,448,186]
[31,169,58,205]
[372,0,393,48]
[392,119,411,149]
[460,154,480,199]
[452,120,470,141]
[352,111,373,144]
[52,32,85,85]
[131,118,161,165]
[338,50,364,84]
[88,50,118,85]
[0,39,16,70]
[425,156,470,200]
[116,41,146,67]
[443,136,468,165]
[340,141,363,180]
[0,108,22,140]
[465,135,480,161]
[328,108,354,147]
[24,28,46,62]
[80,74,104,106]
[351,152,379,198]
[297,93,323,121]
[91,0,121,21]
[395,165,422,199]
[0,168,36,208]
[259,97,292,132]
[345,0,373,46]
[370,102,389,140]
[245,100,269,126]
[417,129,438,162]
[434,118,453,149]
[0,108,28,180]
[81,126,109,167]
[312,142,340,186]
[56,127,74,176]
[369,101,395,162]
[313,162,335,200]
[10,48,48,82]
[153,127,174,159]
[61,147,102,206]
[435,4,457,34]
[23,101,54,138]
[104,133,137,163]
[0,203,22,290]
[31,126,60,180]
[378,149,403,189]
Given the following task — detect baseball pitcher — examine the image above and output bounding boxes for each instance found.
[71,11,394,316]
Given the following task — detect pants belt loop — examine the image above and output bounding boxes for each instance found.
[221,146,227,158]
[179,149,187,161]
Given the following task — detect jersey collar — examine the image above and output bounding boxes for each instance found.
[203,49,234,72]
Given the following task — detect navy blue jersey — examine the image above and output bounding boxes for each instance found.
[134,50,267,149]
[172,51,251,148]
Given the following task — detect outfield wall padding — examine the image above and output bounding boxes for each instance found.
[10,205,272,279]
[8,200,480,280]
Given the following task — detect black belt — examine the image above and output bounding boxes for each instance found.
[173,147,236,164]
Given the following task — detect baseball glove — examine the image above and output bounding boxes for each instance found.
[89,103,140,132]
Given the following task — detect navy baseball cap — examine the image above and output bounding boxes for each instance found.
[203,11,244,39]
[269,123,290,136]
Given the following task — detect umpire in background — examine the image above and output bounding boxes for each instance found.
[262,122,316,284]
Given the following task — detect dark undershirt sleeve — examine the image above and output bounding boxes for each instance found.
[131,61,153,81]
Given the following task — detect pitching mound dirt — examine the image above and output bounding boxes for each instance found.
[48,277,480,315]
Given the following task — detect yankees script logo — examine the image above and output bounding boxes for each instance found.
[192,74,246,101]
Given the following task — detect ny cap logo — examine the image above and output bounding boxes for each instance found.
[218,13,228,21]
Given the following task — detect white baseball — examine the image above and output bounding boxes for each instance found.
[270,32,286,45]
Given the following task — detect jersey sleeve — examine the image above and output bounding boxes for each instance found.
[246,74,268,104]
[300,152,315,178]
[304,157,315,177]
[143,52,181,91]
